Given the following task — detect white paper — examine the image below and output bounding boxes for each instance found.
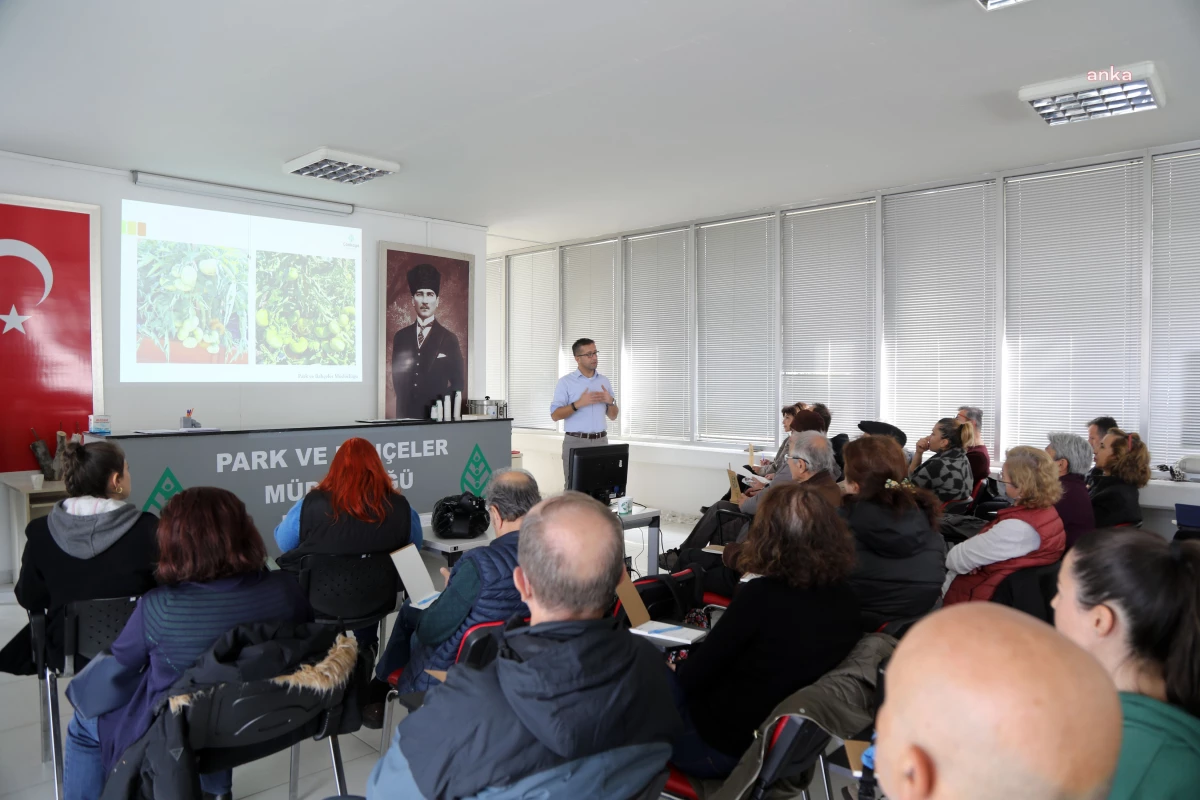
[391,544,439,606]
[630,621,708,645]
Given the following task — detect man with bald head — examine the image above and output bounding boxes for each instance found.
[368,492,682,799]
[875,604,1122,800]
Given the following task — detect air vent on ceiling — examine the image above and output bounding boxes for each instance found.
[1019,61,1163,126]
[976,0,1033,9]
[283,147,401,185]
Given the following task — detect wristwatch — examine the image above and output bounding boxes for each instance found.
[570,401,578,412]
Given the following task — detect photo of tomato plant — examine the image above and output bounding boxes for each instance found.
[254,251,357,366]
[135,240,250,364]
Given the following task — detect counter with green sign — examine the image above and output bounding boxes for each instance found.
[87,419,511,557]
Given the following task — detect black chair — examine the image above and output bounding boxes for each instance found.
[611,572,693,627]
[30,595,141,800]
[1174,503,1200,542]
[714,507,753,546]
[991,561,1062,624]
[297,552,400,644]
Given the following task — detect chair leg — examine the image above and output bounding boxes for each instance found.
[288,742,300,800]
[39,671,51,764]
[329,736,347,796]
[380,689,398,754]
[46,669,64,800]
[816,753,832,800]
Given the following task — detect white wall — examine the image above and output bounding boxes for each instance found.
[0,150,488,431]
[0,151,487,582]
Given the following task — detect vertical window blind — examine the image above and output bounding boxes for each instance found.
[485,257,506,401]
[883,183,998,451]
[561,240,620,403]
[696,216,778,443]
[507,250,560,430]
[624,230,691,440]
[1003,162,1143,454]
[781,201,878,436]
[1150,151,1200,463]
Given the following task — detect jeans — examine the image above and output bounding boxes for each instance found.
[64,711,233,800]
[374,602,424,682]
[667,670,741,780]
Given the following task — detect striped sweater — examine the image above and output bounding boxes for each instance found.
[97,570,310,771]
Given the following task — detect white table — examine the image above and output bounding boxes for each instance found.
[2,472,68,586]
[418,511,495,566]
[616,504,663,576]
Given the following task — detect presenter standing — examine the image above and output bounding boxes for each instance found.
[550,338,618,482]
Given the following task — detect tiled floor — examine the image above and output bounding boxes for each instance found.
[0,521,694,799]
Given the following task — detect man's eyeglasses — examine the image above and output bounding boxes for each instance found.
[576,351,599,358]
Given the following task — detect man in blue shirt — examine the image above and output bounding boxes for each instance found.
[550,338,619,482]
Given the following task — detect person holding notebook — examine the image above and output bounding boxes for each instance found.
[363,469,541,725]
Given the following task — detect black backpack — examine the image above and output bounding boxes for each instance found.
[431,492,490,540]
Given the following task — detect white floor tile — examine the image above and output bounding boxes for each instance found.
[239,751,379,800]
[229,732,375,799]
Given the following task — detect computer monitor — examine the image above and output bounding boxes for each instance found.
[568,443,629,504]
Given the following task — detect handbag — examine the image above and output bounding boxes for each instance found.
[65,650,145,719]
[431,492,490,540]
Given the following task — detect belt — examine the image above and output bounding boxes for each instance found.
[565,431,607,440]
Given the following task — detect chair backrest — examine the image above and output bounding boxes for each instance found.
[1177,503,1200,529]
[298,552,399,627]
[990,561,1062,624]
[714,508,753,546]
[755,716,832,796]
[64,595,141,672]
[612,572,691,626]
[455,620,506,667]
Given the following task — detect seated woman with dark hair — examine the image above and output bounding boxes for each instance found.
[908,418,974,503]
[1,441,158,676]
[669,483,861,779]
[62,488,311,800]
[942,447,1065,605]
[841,435,946,631]
[1053,529,1200,799]
[1089,428,1151,528]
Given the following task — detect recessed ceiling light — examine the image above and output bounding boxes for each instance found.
[1018,61,1164,126]
[976,0,1034,9]
[283,147,401,185]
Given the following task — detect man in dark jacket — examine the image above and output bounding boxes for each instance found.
[390,263,465,419]
[1046,432,1097,549]
[367,493,683,800]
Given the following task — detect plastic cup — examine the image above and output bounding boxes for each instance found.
[31,474,45,490]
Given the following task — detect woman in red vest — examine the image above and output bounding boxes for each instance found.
[942,446,1066,604]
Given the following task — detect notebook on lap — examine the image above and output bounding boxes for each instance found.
[391,544,441,609]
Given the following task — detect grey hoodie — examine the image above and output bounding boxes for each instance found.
[47,499,145,559]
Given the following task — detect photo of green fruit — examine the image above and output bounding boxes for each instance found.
[254,250,357,366]
[135,239,250,364]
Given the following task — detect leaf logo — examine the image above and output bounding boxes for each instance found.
[460,444,493,495]
[143,467,184,513]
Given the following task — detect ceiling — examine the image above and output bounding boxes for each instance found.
[1,0,1198,254]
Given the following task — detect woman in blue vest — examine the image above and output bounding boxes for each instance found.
[274,437,420,650]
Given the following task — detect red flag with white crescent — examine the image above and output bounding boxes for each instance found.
[0,201,94,471]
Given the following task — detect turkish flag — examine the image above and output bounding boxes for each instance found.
[0,201,95,472]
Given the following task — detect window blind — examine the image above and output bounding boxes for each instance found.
[625,230,691,440]
[1003,162,1143,453]
[1150,151,1200,463]
[883,183,998,452]
[485,257,506,401]
[507,250,560,430]
[782,201,877,437]
[696,216,777,443]
[561,240,619,404]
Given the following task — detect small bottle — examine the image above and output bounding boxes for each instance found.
[432,401,442,421]
[453,391,462,421]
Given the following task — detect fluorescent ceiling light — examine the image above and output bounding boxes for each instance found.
[976,0,1034,9]
[284,147,400,185]
[1018,61,1163,126]
[131,172,354,216]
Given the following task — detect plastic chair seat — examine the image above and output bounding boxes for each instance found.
[387,669,403,688]
[663,765,699,799]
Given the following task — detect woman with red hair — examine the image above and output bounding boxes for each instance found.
[274,437,419,572]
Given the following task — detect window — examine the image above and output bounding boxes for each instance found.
[883,183,998,451]
[561,240,619,403]
[782,201,878,436]
[1003,162,1143,453]
[625,230,691,440]
[1150,151,1200,463]
[507,250,560,430]
[485,257,506,401]
[696,216,778,443]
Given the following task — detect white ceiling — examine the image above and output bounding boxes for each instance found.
[2,0,1198,253]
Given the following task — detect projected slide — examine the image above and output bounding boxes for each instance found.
[120,200,363,382]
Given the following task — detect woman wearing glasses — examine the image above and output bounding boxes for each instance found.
[942,446,1066,604]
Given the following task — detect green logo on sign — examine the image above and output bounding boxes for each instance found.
[460,445,492,495]
[143,467,184,514]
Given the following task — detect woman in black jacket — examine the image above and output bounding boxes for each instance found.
[0,441,158,675]
[671,482,861,779]
[841,435,946,631]
[1089,429,1151,528]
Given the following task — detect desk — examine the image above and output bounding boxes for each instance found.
[618,504,662,576]
[2,472,68,585]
